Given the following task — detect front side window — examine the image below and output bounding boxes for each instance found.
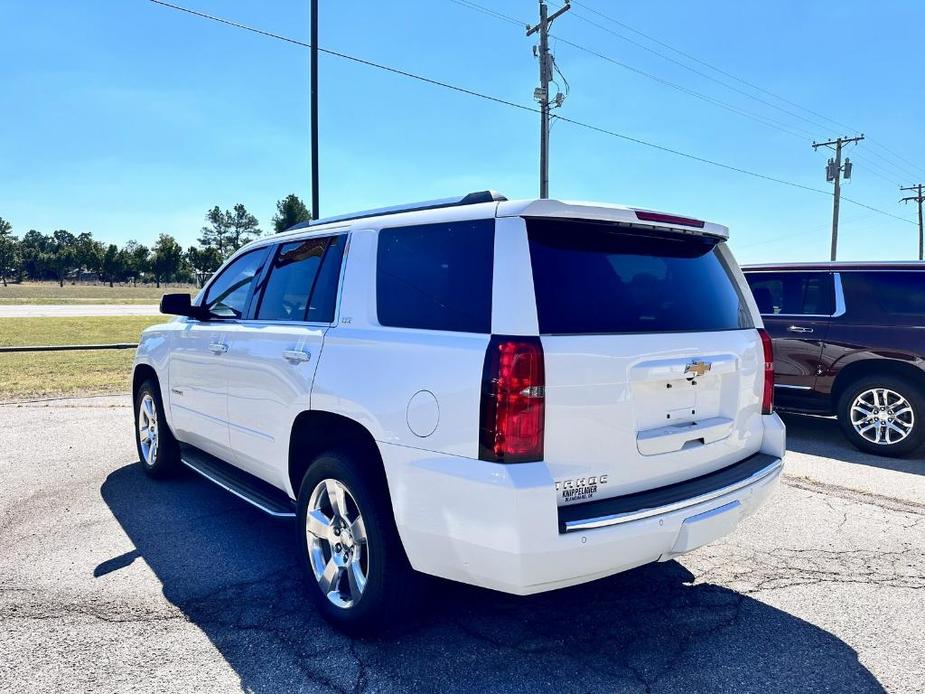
[528,219,753,334]
[376,219,494,333]
[203,248,268,318]
[745,272,834,316]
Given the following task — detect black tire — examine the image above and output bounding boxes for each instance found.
[133,379,181,478]
[837,375,925,457]
[296,449,416,635]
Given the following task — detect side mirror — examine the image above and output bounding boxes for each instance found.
[159,293,203,319]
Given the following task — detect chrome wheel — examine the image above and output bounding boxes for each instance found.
[850,388,915,446]
[137,393,159,466]
[306,478,369,609]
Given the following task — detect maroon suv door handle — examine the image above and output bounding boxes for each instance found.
[787,325,814,334]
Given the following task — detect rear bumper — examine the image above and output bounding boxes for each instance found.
[381,413,785,595]
[558,452,781,533]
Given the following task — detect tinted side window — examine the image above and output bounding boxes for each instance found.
[377,219,494,333]
[843,271,925,325]
[256,238,328,321]
[745,272,834,316]
[203,248,268,318]
[307,234,346,323]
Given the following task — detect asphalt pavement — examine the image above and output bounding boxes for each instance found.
[0,304,160,317]
[0,396,922,693]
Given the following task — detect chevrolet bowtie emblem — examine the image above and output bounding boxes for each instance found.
[685,360,711,378]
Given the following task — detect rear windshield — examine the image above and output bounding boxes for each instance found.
[527,219,753,335]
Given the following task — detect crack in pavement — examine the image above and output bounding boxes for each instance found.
[783,474,925,516]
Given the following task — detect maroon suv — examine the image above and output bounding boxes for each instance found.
[743,262,924,457]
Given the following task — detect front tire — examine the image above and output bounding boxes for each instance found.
[296,449,415,635]
[134,379,181,478]
[838,376,924,457]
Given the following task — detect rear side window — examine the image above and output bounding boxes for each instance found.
[528,219,753,334]
[256,238,328,321]
[842,271,925,325]
[377,219,494,333]
[307,234,346,322]
[255,234,345,323]
[745,272,834,316]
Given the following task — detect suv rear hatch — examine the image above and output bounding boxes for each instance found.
[525,217,765,506]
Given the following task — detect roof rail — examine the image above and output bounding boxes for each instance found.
[286,190,508,231]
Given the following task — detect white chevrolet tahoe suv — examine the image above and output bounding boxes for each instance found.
[133,191,785,634]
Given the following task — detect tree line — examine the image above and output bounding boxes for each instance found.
[0,194,311,288]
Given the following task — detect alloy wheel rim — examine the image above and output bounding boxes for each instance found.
[306,478,369,609]
[850,388,914,446]
[137,393,159,466]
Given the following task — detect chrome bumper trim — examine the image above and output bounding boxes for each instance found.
[562,457,783,533]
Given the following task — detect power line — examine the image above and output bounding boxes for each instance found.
[552,36,811,140]
[147,0,537,116]
[447,0,817,142]
[145,0,917,228]
[566,8,827,138]
[570,1,925,182]
[445,0,523,27]
[449,0,915,190]
[734,211,878,251]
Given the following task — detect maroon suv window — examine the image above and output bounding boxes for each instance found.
[842,271,925,325]
[745,272,834,316]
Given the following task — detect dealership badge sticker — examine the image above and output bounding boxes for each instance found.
[556,475,609,504]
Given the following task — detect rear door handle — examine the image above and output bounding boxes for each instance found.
[208,342,228,354]
[787,325,814,334]
[283,350,311,364]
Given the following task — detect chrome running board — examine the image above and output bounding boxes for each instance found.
[179,445,296,518]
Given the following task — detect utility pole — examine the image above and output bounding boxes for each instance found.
[310,0,320,219]
[527,1,570,199]
[900,184,925,260]
[812,134,864,260]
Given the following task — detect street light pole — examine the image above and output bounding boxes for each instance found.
[310,0,319,219]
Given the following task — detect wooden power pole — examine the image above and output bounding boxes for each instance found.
[900,184,925,260]
[812,135,864,260]
[527,1,570,199]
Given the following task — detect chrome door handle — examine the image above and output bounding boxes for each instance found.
[283,350,311,364]
[208,342,228,354]
[787,326,814,334]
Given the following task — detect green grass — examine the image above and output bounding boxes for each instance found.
[0,350,136,400]
[0,282,194,305]
[0,316,164,347]
[0,316,166,399]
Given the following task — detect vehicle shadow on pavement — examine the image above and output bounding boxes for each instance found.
[100,463,886,694]
[781,412,924,474]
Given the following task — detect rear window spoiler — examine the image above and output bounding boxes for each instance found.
[496,199,729,240]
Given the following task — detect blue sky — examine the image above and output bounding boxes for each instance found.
[1,0,923,262]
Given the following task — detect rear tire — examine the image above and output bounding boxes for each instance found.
[837,375,924,457]
[296,449,416,635]
[133,379,181,478]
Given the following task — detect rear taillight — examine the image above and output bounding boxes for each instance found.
[758,328,774,414]
[479,336,545,463]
